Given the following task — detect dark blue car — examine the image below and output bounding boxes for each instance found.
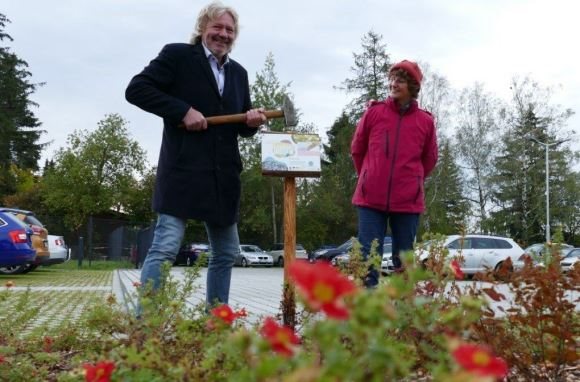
[0,211,36,269]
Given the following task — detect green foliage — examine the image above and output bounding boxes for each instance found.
[337,30,391,118]
[42,114,147,230]
[0,13,46,200]
[487,77,576,244]
[421,139,469,236]
[0,242,578,380]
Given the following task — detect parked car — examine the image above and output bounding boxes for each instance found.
[312,244,338,259]
[174,242,208,266]
[331,243,394,274]
[45,235,71,265]
[237,245,273,267]
[316,236,392,263]
[0,211,36,274]
[417,234,524,275]
[524,243,573,258]
[516,243,574,269]
[268,243,308,267]
[0,207,50,272]
[560,248,580,272]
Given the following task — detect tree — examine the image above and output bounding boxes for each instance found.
[421,139,469,236]
[489,77,574,244]
[454,83,504,232]
[0,13,45,199]
[43,114,147,230]
[418,61,453,133]
[238,53,296,247]
[298,113,359,249]
[337,30,391,118]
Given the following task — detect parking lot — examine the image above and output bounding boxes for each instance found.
[115,267,580,323]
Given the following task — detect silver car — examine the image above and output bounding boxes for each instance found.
[268,243,308,267]
[236,245,273,267]
[45,234,70,265]
[560,248,579,272]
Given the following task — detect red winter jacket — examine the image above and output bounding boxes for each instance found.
[351,97,438,213]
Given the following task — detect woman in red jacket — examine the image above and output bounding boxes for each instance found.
[351,60,438,287]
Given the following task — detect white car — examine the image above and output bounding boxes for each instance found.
[560,248,580,272]
[45,234,71,265]
[417,235,524,275]
[236,245,273,267]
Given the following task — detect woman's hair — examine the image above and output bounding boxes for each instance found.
[389,68,421,99]
[189,2,239,45]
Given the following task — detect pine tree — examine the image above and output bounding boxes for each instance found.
[336,30,391,118]
[490,108,551,243]
[421,139,469,236]
[0,13,45,199]
[489,77,574,244]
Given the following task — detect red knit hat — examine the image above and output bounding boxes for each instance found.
[389,60,423,86]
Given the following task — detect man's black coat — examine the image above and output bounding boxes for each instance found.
[126,43,257,226]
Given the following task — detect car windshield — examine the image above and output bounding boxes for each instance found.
[563,249,579,259]
[241,245,262,253]
[24,215,45,228]
[336,239,354,251]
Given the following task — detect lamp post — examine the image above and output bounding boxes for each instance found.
[525,135,570,243]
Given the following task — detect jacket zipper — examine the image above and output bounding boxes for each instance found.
[386,114,403,211]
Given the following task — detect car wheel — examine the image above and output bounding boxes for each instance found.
[241,258,248,267]
[0,265,26,275]
[494,261,513,281]
[19,264,37,274]
[277,257,284,267]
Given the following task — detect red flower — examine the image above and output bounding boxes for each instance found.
[452,343,508,378]
[0,354,5,364]
[43,336,54,352]
[83,360,116,382]
[5,280,14,288]
[210,304,239,325]
[449,259,464,280]
[260,317,300,357]
[289,261,357,319]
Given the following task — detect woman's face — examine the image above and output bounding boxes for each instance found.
[389,75,411,103]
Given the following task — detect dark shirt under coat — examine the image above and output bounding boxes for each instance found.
[125,43,257,227]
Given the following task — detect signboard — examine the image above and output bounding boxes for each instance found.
[261,132,321,177]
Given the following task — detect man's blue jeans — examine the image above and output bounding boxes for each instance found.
[357,207,420,286]
[140,213,239,308]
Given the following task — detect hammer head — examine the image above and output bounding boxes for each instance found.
[282,95,298,128]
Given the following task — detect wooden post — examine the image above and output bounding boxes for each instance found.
[282,177,296,328]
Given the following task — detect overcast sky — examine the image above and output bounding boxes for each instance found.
[3,0,579,167]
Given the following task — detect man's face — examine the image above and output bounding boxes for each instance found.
[202,12,236,62]
[389,76,411,103]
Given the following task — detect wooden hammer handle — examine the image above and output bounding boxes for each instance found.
[180,109,284,128]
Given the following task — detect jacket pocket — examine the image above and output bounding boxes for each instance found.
[414,176,422,203]
[361,170,367,198]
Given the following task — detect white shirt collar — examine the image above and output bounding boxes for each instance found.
[201,42,230,66]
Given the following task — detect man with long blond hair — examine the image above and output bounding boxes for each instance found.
[126,2,265,310]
